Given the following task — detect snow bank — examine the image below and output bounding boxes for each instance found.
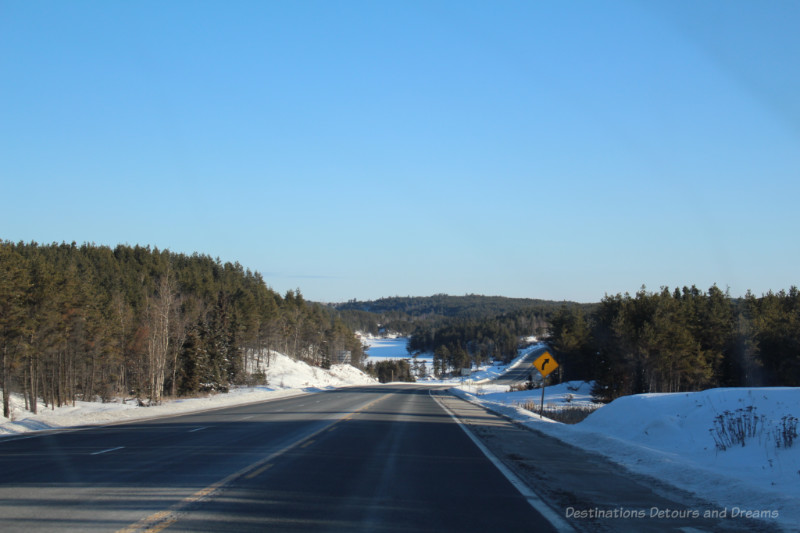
[0,352,376,437]
[460,380,600,408]
[265,351,375,390]
[577,388,800,496]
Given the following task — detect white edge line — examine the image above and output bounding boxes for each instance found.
[430,390,575,533]
[91,446,125,456]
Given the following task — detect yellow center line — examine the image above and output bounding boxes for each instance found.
[144,518,177,533]
[115,392,393,533]
[243,463,272,480]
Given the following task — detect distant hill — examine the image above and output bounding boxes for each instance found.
[334,294,586,320]
[330,294,594,338]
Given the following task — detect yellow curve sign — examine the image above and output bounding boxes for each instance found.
[532,351,559,377]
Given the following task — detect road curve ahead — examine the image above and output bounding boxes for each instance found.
[489,344,550,387]
[0,385,559,533]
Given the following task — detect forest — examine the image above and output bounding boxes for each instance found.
[0,241,364,418]
[333,294,582,335]
[547,285,800,402]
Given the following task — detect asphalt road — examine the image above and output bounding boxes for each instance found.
[488,345,550,386]
[0,386,559,532]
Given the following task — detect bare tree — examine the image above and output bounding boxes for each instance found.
[146,269,178,404]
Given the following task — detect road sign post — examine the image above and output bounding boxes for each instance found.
[532,351,559,416]
[540,375,546,416]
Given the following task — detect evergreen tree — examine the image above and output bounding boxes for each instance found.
[0,247,30,417]
[549,306,594,381]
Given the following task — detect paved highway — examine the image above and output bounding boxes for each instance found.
[0,386,559,532]
[488,344,550,386]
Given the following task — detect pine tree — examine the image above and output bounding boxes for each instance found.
[0,246,31,417]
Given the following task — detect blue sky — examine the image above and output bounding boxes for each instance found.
[2,1,798,303]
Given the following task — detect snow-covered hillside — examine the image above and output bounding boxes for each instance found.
[0,352,376,437]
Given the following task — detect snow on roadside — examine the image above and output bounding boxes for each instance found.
[460,379,600,409]
[0,351,377,437]
[452,384,800,531]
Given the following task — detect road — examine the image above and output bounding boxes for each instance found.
[0,386,559,532]
[488,344,550,386]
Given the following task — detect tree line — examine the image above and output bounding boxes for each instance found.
[547,285,800,402]
[334,294,579,336]
[0,241,364,418]
[364,359,415,384]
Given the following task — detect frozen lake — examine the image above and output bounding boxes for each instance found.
[364,337,432,362]
[364,337,410,360]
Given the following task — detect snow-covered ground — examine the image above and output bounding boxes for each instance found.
[460,379,600,409]
[453,382,800,531]
[0,351,376,437]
